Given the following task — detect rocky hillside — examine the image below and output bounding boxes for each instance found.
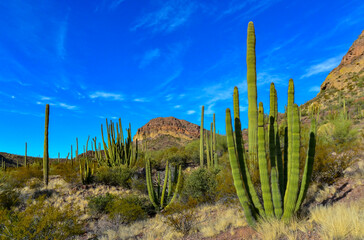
[133,117,201,151]
[303,30,364,113]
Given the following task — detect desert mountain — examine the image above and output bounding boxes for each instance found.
[133,116,201,151]
[304,30,364,111]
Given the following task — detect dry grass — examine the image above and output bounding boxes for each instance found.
[196,203,247,237]
[310,200,364,240]
[256,218,311,240]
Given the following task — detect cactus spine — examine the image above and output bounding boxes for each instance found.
[43,104,49,186]
[226,22,317,225]
[146,160,182,211]
[200,106,204,167]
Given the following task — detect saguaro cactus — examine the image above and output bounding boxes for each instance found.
[43,104,49,186]
[226,22,317,226]
[146,160,182,211]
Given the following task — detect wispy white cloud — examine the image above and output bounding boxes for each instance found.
[131,0,198,33]
[133,98,150,102]
[165,94,174,101]
[36,100,77,110]
[300,55,343,79]
[309,86,321,92]
[57,15,68,59]
[205,103,215,115]
[89,91,124,101]
[109,0,126,10]
[187,110,196,115]
[220,0,281,20]
[257,72,287,86]
[174,105,181,108]
[139,48,161,68]
[157,68,183,90]
[240,106,248,112]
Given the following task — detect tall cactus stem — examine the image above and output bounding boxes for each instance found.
[200,106,204,167]
[43,104,49,186]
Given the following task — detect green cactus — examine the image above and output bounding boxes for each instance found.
[226,21,317,225]
[200,106,204,167]
[24,142,27,167]
[247,21,258,171]
[98,118,138,167]
[43,104,49,186]
[79,136,94,184]
[146,160,182,211]
[213,113,218,168]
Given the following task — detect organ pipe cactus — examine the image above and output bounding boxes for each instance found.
[146,159,182,211]
[97,118,138,167]
[43,104,49,186]
[79,136,95,184]
[200,106,204,167]
[24,142,27,167]
[225,22,317,226]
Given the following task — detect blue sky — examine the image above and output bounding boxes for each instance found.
[1,0,363,158]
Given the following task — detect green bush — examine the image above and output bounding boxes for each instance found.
[95,166,134,188]
[107,195,153,224]
[130,176,147,194]
[7,166,43,188]
[50,162,79,184]
[88,193,114,215]
[0,196,83,240]
[182,168,217,203]
[0,188,19,210]
[162,198,198,234]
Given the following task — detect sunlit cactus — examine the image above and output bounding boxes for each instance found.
[225,21,318,226]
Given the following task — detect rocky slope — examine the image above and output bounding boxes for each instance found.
[133,117,201,151]
[303,30,364,113]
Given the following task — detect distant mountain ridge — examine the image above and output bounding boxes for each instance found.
[133,117,200,150]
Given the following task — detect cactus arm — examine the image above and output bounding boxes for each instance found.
[213,113,218,168]
[146,159,159,210]
[247,21,258,169]
[200,106,204,167]
[234,87,264,217]
[286,79,294,187]
[43,104,49,186]
[226,108,256,226]
[167,167,173,199]
[282,104,300,220]
[258,103,274,218]
[24,142,27,167]
[206,131,211,169]
[165,165,183,210]
[160,161,169,209]
[269,84,283,218]
[295,117,316,212]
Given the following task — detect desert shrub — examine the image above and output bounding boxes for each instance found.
[0,187,19,210]
[319,114,359,149]
[311,140,354,185]
[50,162,79,184]
[182,168,217,203]
[215,164,238,203]
[7,166,43,188]
[107,195,153,224]
[162,198,198,235]
[130,176,147,194]
[88,193,114,215]
[95,166,134,188]
[0,196,83,240]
